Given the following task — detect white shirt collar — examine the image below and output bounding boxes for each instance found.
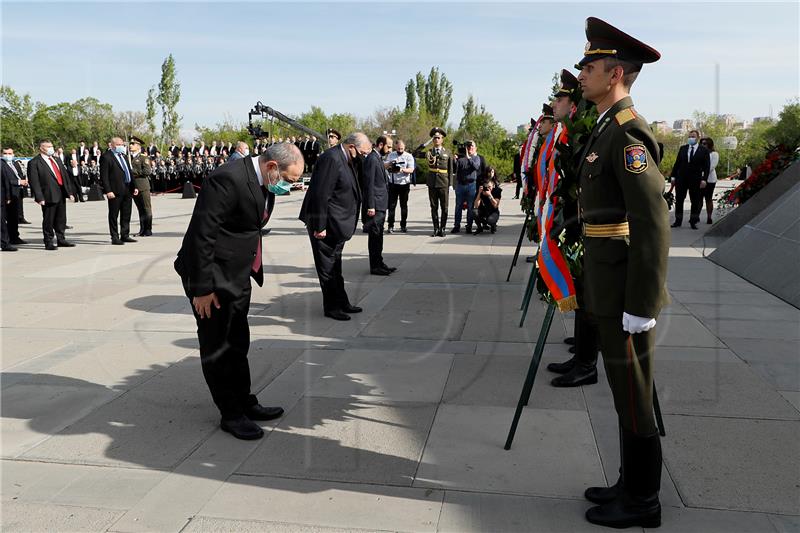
[597,108,611,124]
[250,155,264,187]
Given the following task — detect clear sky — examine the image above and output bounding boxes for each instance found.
[3,1,798,139]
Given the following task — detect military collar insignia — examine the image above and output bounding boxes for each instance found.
[586,152,599,163]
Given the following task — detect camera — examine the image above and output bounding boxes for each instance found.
[388,159,406,173]
[452,140,467,156]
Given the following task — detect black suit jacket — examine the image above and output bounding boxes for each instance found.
[28,154,73,203]
[1,160,23,201]
[362,149,389,214]
[299,145,361,241]
[174,157,274,298]
[670,144,710,185]
[99,149,135,196]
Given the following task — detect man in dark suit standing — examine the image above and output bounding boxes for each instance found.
[669,129,710,229]
[362,135,396,275]
[174,143,304,440]
[300,132,370,321]
[1,147,28,248]
[27,140,76,250]
[100,137,139,245]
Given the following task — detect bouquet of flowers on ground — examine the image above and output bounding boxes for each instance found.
[718,145,799,209]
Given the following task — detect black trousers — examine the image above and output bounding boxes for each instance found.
[1,199,9,248]
[41,198,67,244]
[428,186,448,229]
[573,308,599,367]
[189,285,257,419]
[308,230,351,313]
[388,183,410,229]
[365,210,386,269]
[16,192,25,221]
[108,193,132,241]
[6,194,20,241]
[674,180,702,225]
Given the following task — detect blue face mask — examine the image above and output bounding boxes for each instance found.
[114,145,127,154]
[687,137,697,146]
[267,172,291,195]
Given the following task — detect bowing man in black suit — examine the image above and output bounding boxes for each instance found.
[100,137,139,245]
[27,140,76,250]
[174,143,304,440]
[362,135,396,275]
[669,129,710,229]
[299,132,370,321]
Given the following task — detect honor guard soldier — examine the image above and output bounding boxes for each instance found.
[574,17,669,529]
[129,136,153,236]
[326,128,341,147]
[414,127,453,237]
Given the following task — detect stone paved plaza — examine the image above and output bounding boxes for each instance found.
[2,187,798,532]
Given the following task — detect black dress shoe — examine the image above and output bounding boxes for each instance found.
[220,416,264,440]
[261,228,271,235]
[670,222,681,228]
[245,404,284,421]
[122,236,137,243]
[386,227,394,234]
[65,225,73,229]
[707,217,713,224]
[525,255,535,263]
[342,304,363,314]
[1,245,18,252]
[450,226,460,234]
[381,264,397,273]
[436,229,445,237]
[57,241,75,247]
[430,228,438,237]
[324,309,351,321]
[19,219,31,225]
[144,230,153,236]
[564,337,576,345]
[586,495,661,529]
[400,227,407,233]
[370,267,391,276]
[111,239,124,245]
[568,345,576,354]
[45,243,57,250]
[10,238,27,245]
[690,223,698,230]
[547,357,576,374]
[551,365,598,387]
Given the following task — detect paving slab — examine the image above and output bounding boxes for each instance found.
[196,475,444,532]
[2,501,123,532]
[415,404,603,499]
[239,397,437,486]
[658,506,781,533]
[183,517,378,533]
[663,415,800,514]
[360,308,469,341]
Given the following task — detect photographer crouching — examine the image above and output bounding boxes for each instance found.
[385,139,415,234]
[472,167,501,234]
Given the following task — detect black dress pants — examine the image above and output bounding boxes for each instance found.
[308,230,351,313]
[41,198,67,244]
[6,194,20,241]
[674,180,702,225]
[387,183,410,229]
[365,210,386,269]
[108,193,132,241]
[189,285,257,419]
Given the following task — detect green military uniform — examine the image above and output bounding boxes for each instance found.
[575,17,668,530]
[129,136,153,236]
[415,127,453,236]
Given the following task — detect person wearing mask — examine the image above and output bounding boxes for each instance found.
[452,141,485,234]
[129,136,153,237]
[68,159,84,202]
[100,137,139,245]
[385,139,415,233]
[414,127,453,237]
[669,129,710,229]
[227,141,250,162]
[299,132,369,321]
[472,167,502,234]
[362,135,395,276]
[27,140,76,250]
[700,137,718,224]
[1,147,28,246]
[174,143,304,440]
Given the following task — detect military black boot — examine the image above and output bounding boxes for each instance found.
[585,470,623,504]
[552,310,599,386]
[586,430,662,529]
[547,357,576,374]
[551,363,598,387]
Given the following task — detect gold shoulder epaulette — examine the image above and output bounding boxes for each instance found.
[615,108,637,125]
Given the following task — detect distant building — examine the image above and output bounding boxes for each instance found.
[753,116,775,125]
[672,119,694,134]
[517,123,531,135]
[650,121,672,135]
[718,114,739,129]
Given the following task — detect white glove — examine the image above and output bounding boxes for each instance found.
[622,312,656,334]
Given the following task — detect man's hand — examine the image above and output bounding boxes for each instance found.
[19,179,28,186]
[38,200,45,206]
[133,188,139,196]
[106,192,116,200]
[700,180,707,189]
[622,312,656,334]
[69,195,75,202]
[314,229,327,239]
[367,208,376,217]
[193,292,220,319]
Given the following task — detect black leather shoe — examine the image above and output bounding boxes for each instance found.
[670,222,681,228]
[586,495,661,529]
[400,227,407,233]
[245,404,284,421]
[122,236,137,243]
[690,223,698,230]
[10,238,27,245]
[525,255,535,263]
[19,219,31,225]
[45,243,57,250]
[144,230,153,236]
[450,226,460,234]
[370,268,391,276]
[343,304,363,314]
[551,365,598,387]
[2,245,18,252]
[707,217,713,224]
[57,241,75,247]
[466,225,472,234]
[220,416,264,440]
[436,229,444,237]
[547,357,576,374]
[65,225,73,230]
[430,227,439,237]
[261,228,271,235]
[111,239,124,245]
[564,337,576,345]
[568,345,576,354]
[381,264,397,273]
[386,227,394,234]
[325,310,351,321]
[585,477,623,505]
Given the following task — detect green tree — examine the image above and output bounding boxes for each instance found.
[0,86,37,153]
[156,54,181,145]
[145,86,158,143]
[766,99,800,148]
[404,67,453,127]
[404,80,417,112]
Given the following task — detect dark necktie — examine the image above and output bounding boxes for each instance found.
[689,146,695,162]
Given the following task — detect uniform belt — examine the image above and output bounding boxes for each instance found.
[430,168,449,174]
[583,221,630,237]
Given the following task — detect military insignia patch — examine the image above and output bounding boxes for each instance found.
[624,144,648,174]
[586,152,599,163]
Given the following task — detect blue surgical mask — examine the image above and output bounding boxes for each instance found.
[2,155,13,162]
[114,145,127,154]
[267,172,291,195]
[687,137,697,146]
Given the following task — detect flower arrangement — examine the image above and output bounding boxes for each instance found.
[718,145,799,208]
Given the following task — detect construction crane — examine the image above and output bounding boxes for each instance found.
[247,102,331,146]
